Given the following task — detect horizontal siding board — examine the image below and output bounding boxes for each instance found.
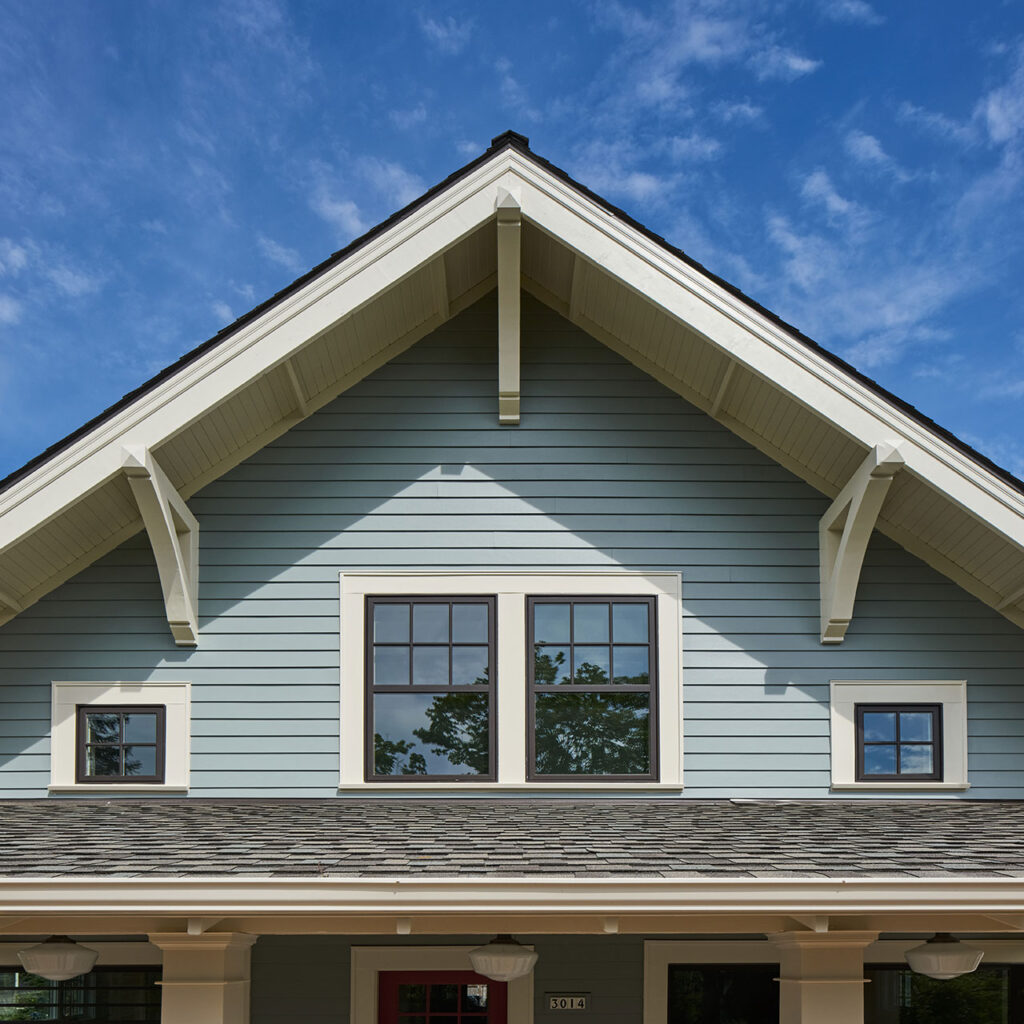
[1,294,1022,799]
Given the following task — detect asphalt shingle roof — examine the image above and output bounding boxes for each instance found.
[2,799,1023,879]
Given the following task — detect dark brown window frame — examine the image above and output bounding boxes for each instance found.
[526,594,659,782]
[365,595,498,782]
[855,703,943,782]
[75,705,166,784]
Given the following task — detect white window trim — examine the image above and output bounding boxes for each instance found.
[351,945,533,1022]
[49,681,190,793]
[829,680,968,791]
[641,938,1024,1024]
[339,571,683,791]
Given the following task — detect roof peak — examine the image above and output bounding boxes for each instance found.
[489,130,531,151]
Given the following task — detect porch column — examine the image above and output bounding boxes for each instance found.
[148,932,257,1024]
[769,931,878,1024]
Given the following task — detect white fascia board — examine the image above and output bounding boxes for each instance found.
[506,152,1024,551]
[0,155,519,555]
[2,876,1024,916]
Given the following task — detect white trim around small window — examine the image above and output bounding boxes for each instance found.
[339,571,683,790]
[829,679,968,791]
[50,681,191,793]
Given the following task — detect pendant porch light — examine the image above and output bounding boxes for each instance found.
[468,934,538,981]
[18,936,100,981]
[904,933,983,980]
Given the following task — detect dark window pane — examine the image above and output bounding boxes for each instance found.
[431,984,459,1011]
[87,745,122,776]
[123,713,157,744]
[462,984,489,1009]
[86,713,121,744]
[863,745,897,775]
[900,744,934,775]
[573,602,610,642]
[374,693,489,776]
[535,646,571,685]
[862,712,896,742]
[900,712,933,742]
[668,964,778,1024]
[452,603,488,643]
[534,692,650,775]
[613,645,650,685]
[374,646,409,685]
[534,603,570,643]
[123,745,157,777]
[613,602,648,642]
[412,646,449,686]
[452,646,489,686]
[397,984,427,1011]
[864,964,1015,1024]
[374,603,409,643]
[413,603,449,643]
[574,645,610,684]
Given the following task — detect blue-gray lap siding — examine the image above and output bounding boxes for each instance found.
[1,293,1022,797]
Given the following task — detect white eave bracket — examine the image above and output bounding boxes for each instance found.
[121,445,200,647]
[820,441,905,644]
[496,187,521,425]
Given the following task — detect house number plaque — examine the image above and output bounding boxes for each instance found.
[547,993,588,1010]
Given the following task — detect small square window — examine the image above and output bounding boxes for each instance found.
[76,705,166,784]
[855,704,942,782]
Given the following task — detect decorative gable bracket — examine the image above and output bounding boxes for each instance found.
[496,187,521,425]
[121,445,200,647]
[820,441,905,644]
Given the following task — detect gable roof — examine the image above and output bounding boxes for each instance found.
[1,131,1023,630]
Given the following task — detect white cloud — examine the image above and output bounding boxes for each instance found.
[821,0,883,26]
[897,102,976,146]
[750,46,822,82]
[418,14,472,55]
[47,265,102,297]
[766,215,836,289]
[800,169,868,228]
[0,238,28,275]
[311,191,366,237]
[357,157,425,207]
[0,295,21,325]
[712,99,764,124]
[211,301,233,323]
[455,140,481,157]
[389,104,428,130]
[668,132,722,161]
[844,130,912,183]
[257,235,304,274]
[977,45,1024,145]
[571,139,678,205]
[496,58,542,122]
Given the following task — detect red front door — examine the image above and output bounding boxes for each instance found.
[378,970,508,1024]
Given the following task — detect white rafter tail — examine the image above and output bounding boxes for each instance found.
[186,916,223,936]
[396,917,413,935]
[121,445,200,647]
[283,358,309,419]
[820,440,906,644]
[789,915,829,933]
[496,187,522,425]
[602,916,620,934]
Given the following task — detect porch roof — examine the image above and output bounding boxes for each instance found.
[3,798,1022,879]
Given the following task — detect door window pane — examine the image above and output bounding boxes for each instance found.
[864,964,1021,1023]
[668,964,778,1024]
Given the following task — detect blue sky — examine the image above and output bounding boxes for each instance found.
[1,0,1023,479]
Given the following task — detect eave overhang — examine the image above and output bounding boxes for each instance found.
[1,133,1023,636]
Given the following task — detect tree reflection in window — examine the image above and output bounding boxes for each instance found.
[367,597,495,780]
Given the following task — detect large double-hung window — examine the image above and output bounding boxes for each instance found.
[340,572,682,790]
